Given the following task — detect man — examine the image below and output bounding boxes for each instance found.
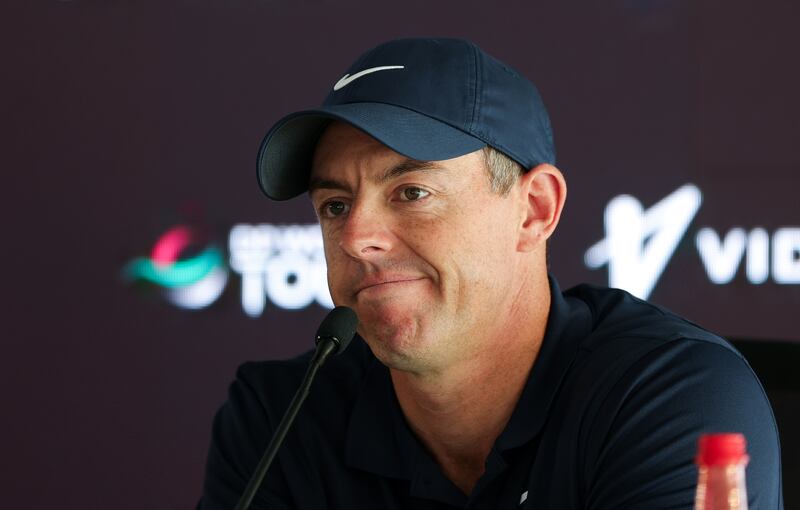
[200,38,782,509]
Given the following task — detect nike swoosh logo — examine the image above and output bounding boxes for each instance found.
[333,65,404,91]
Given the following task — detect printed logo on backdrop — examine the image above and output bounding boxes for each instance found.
[123,223,332,315]
[586,184,800,299]
[123,225,229,309]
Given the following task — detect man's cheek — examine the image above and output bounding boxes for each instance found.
[329,275,356,307]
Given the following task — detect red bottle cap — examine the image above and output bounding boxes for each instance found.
[696,433,749,466]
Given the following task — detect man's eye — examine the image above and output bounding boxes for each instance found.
[322,201,349,217]
[400,187,430,202]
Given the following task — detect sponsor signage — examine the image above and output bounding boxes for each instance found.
[586,184,800,299]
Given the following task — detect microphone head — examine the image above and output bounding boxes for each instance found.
[315,306,359,354]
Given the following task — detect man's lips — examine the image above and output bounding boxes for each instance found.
[354,276,426,296]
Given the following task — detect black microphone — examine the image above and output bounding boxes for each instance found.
[234,306,358,510]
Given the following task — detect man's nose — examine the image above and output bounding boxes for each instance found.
[338,200,394,260]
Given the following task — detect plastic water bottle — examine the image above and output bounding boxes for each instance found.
[694,433,749,510]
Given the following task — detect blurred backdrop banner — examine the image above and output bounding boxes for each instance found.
[4,1,798,508]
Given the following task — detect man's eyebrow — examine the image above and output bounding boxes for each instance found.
[378,159,442,183]
[308,176,348,195]
[309,159,442,194]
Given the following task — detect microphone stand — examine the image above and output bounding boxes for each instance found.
[234,306,357,510]
[234,340,336,510]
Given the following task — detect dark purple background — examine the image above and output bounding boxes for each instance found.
[4,1,799,508]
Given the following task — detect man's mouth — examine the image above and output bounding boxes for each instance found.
[355,276,426,296]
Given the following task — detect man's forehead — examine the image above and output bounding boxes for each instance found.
[309,154,442,194]
[309,120,489,196]
[311,122,431,183]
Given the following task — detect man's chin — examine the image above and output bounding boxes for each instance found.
[364,335,430,373]
[357,310,425,358]
[353,295,422,326]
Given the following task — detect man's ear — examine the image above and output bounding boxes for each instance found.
[516,163,567,252]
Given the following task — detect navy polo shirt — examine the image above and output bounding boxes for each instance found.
[199,278,783,509]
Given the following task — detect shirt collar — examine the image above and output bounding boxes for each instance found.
[344,357,470,505]
[494,275,592,450]
[344,353,420,480]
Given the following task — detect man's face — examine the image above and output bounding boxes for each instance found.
[310,122,527,374]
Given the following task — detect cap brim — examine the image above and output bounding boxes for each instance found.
[256,102,487,200]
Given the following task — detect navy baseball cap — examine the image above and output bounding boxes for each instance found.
[257,38,555,200]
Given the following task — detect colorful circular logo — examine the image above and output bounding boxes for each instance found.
[123,226,228,309]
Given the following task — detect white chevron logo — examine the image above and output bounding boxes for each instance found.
[585,184,703,299]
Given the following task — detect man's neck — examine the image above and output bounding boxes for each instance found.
[388,284,551,496]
